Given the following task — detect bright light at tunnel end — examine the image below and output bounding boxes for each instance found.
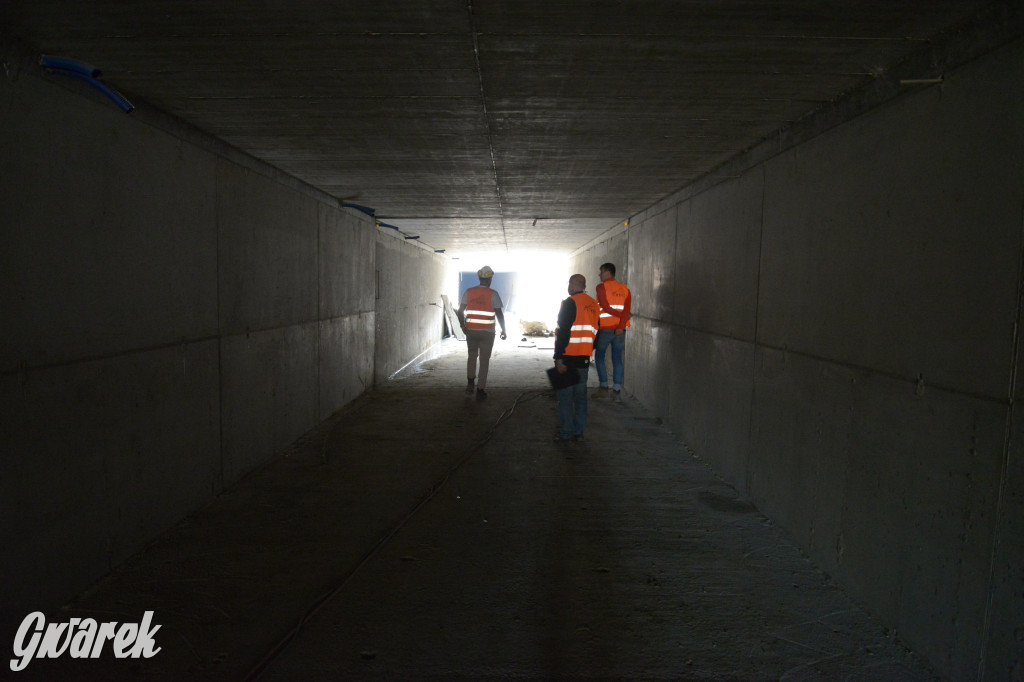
[446,250,573,333]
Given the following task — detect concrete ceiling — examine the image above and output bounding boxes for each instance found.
[1,1,995,256]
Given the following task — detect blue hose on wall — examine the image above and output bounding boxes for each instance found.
[342,203,376,218]
[40,55,134,113]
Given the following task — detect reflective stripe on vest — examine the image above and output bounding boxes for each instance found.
[565,293,600,356]
[599,279,631,329]
[465,287,496,330]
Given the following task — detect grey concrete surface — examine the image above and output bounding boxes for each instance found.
[216,170,319,335]
[667,329,755,494]
[8,342,940,681]
[573,231,630,294]
[219,324,320,483]
[318,312,376,422]
[1,66,444,640]
[673,171,762,342]
[573,37,1024,680]
[319,205,376,322]
[374,233,448,383]
[2,1,1012,253]
[0,342,222,620]
[3,5,1023,680]
[757,62,1022,398]
[0,74,219,371]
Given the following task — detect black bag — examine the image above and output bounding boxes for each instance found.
[546,364,580,390]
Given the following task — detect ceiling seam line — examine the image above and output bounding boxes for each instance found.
[466,0,508,253]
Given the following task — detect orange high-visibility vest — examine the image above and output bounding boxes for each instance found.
[598,279,631,329]
[565,292,600,356]
[465,287,496,330]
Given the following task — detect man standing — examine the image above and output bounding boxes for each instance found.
[594,262,631,401]
[553,274,600,442]
[457,265,507,401]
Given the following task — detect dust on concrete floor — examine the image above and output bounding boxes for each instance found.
[18,339,941,681]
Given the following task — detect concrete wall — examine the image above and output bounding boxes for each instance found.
[574,226,630,287]
[575,38,1024,681]
[0,69,440,633]
[373,233,447,382]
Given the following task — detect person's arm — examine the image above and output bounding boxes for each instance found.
[494,307,507,340]
[597,282,624,332]
[616,288,632,335]
[492,290,507,339]
[456,289,472,332]
[596,282,616,317]
[554,298,575,372]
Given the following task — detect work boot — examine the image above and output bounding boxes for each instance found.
[465,378,475,395]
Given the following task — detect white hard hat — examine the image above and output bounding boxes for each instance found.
[477,265,494,278]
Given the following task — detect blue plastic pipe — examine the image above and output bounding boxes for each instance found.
[39,55,101,78]
[40,55,134,113]
[343,203,376,217]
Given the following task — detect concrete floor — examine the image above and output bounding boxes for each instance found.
[19,340,942,681]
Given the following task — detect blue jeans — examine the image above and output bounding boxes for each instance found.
[557,366,589,439]
[594,330,624,390]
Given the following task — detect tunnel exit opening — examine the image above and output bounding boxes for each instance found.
[447,251,571,338]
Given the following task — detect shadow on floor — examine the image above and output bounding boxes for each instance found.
[11,339,940,681]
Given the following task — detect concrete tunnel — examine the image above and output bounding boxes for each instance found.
[2,4,1023,681]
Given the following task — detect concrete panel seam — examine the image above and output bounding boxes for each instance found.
[3,48,345,211]
[756,341,1010,407]
[580,6,1024,261]
[976,182,1024,681]
[570,219,632,258]
[215,181,226,495]
[746,164,768,497]
[634,317,754,346]
[316,207,322,426]
[374,224,444,255]
[635,313,1012,408]
[466,0,509,253]
[219,319,327,339]
[1,335,222,378]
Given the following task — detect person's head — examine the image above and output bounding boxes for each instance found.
[568,274,586,295]
[599,262,616,282]
[477,265,494,286]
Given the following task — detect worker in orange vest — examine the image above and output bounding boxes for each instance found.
[553,273,600,442]
[594,262,631,402]
[456,265,507,401]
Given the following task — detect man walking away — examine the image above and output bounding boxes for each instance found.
[457,265,507,401]
[553,274,600,442]
[594,262,631,402]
